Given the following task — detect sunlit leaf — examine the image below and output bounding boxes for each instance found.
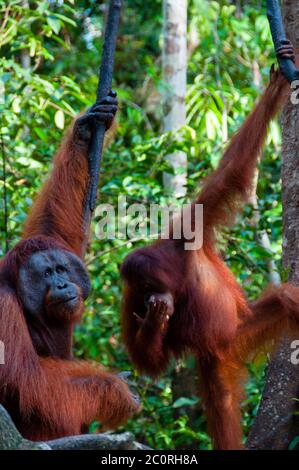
[54,109,65,129]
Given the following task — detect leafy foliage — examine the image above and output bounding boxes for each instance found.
[0,0,285,449]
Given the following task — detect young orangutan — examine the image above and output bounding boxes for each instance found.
[120,43,299,449]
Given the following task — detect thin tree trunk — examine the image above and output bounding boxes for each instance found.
[162,0,187,198]
[21,0,30,70]
[247,0,299,450]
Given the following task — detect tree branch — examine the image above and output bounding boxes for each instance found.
[0,405,50,450]
[0,405,150,450]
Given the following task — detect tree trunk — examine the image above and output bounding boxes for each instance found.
[162,0,187,198]
[247,0,299,450]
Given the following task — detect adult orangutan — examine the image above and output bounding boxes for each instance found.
[0,92,140,441]
[120,44,299,449]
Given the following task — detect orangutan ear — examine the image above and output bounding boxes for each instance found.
[63,251,91,300]
[18,262,45,317]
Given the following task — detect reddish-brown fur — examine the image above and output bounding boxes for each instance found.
[0,121,139,440]
[121,70,299,449]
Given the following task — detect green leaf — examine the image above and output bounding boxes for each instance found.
[53,13,76,28]
[289,436,299,450]
[47,16,61,35]
[34,127,47,141]
[12,96,21,113]
[122,176,133,188]
[173,397,199,408]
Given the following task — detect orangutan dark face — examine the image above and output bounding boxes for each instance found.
[18,249,91,323]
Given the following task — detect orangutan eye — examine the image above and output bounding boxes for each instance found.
[44,269,52,278]
[56,265,65,274]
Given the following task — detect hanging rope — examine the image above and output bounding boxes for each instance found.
[267,0,299,83]
[83,0,122,228]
